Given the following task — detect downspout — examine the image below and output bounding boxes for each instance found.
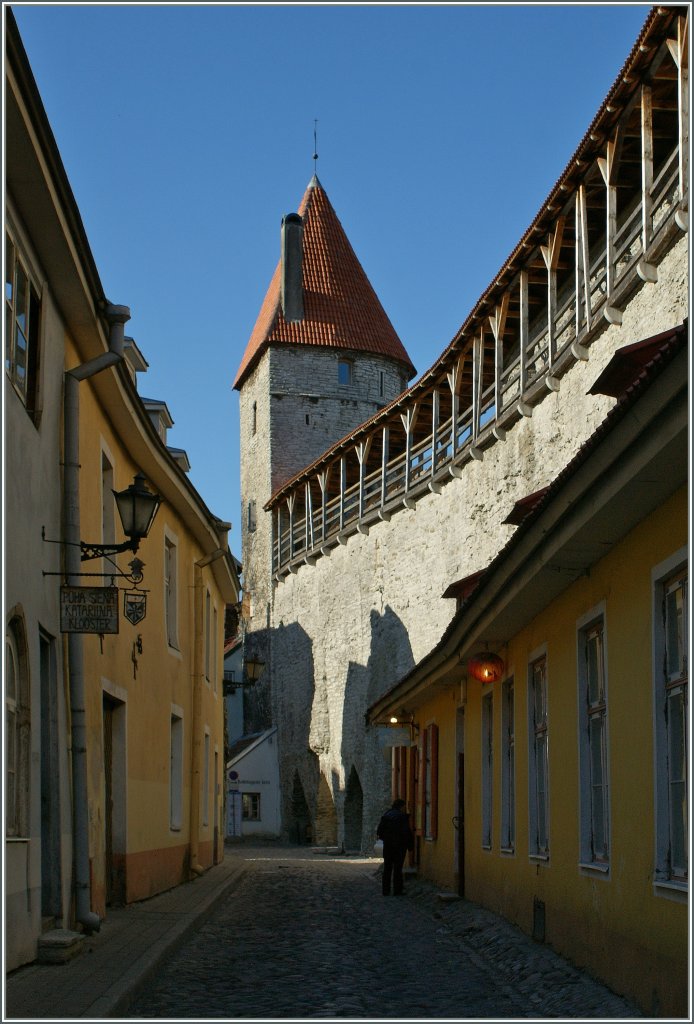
[189,548,227,877]
[64,302,130,933]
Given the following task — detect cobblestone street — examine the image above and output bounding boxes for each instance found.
[128,845,641,1019]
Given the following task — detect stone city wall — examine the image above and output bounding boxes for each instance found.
[266,234,688,849]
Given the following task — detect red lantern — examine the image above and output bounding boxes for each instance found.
[467,652,505,683]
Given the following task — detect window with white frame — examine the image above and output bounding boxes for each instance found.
[5,231,41,420]
[578,612,610,868]
[481,691,493,849]
[501,677,515,852]
[242,792,261,820]
[170,711,183,830]
[528,654,549,857]
[653,555,688,888]
[164,536,178,648]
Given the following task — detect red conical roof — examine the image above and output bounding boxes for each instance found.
[233,177,415,389]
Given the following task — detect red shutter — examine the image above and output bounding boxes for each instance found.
[429,724,439,840]
[416,732,426,833]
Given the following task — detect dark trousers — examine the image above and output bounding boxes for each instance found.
[382,844,407,895]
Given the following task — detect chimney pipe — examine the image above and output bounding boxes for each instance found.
[281,213,303,323]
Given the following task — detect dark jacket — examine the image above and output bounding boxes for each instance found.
[377,807,414,851]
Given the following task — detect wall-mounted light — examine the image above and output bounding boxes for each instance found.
[80,472,161,562]
[467,651,505,683]
[244,656,266,684]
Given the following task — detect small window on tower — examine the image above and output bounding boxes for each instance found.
[252,402,257,435]
[338,359,352,386]
[379,370,385,398]
[247,500,257,533]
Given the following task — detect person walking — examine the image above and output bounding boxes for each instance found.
[377,798,414,896]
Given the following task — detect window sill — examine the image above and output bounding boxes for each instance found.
[654,879,688,903]
[500,846,515,856]
[6,835,30,843]
[167,643,182,660]
[170,825,181,833]
[529,853,549,863]
[579,861,610,876]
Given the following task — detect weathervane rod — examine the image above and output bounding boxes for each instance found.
[313,119,318,175]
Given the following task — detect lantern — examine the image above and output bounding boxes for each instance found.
[467,651,505,683]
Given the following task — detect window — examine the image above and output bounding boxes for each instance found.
[205,590,211,683]
[379,369,385,398]
[252,401,257,436]
[213,606,218,694]
[5,619,29,837]
[528,654,549,857]
[202,731,210,827]
[418,723,438,840]
[578,613,610,868]
[481,692,493,848]
[170,711,183,829]
[653,555,688,888]
[501,678,515,852]
[247,500,257,533]
[164,536,178,648]
[338,359,352,386]
[5,232,40,419]
[242,792,261,820]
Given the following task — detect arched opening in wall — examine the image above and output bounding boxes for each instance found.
[343,766,363,852]
[314,772,338,847]
[290,771,312,845]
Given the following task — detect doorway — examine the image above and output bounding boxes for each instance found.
[343,766,363,852]
[455,706,465,897]
[102,694,126,906]
[40,633,61,923]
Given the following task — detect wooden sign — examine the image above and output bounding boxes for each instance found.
[60,586,119,634]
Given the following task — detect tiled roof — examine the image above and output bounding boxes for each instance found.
[233,176,415,389]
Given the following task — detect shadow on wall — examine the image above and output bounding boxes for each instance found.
[341,605,415,849]
[270,621,319,843]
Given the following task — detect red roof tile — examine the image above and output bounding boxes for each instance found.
[233,177,415,389]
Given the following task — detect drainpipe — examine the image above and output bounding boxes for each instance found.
[64,302,130,933]
[189,548,227,877]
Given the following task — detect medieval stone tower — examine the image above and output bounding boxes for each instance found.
[234,175,415,749]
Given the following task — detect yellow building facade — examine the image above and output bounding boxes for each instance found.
[370,328,688,1017]
[5,11,239,969]
[72,331,237,912]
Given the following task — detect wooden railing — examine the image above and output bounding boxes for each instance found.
[272,65,688,578]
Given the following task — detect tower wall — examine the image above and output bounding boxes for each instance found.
[268,346,410,492]
[239,343,411,732]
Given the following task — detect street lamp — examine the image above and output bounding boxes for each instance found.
[80,472,161,561]
[244,655,266,683]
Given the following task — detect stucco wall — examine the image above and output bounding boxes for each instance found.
[263,233,688,849]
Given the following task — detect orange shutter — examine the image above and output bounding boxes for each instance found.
[429,724,439,839]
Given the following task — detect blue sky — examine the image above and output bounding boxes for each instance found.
[11,3,650,560]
